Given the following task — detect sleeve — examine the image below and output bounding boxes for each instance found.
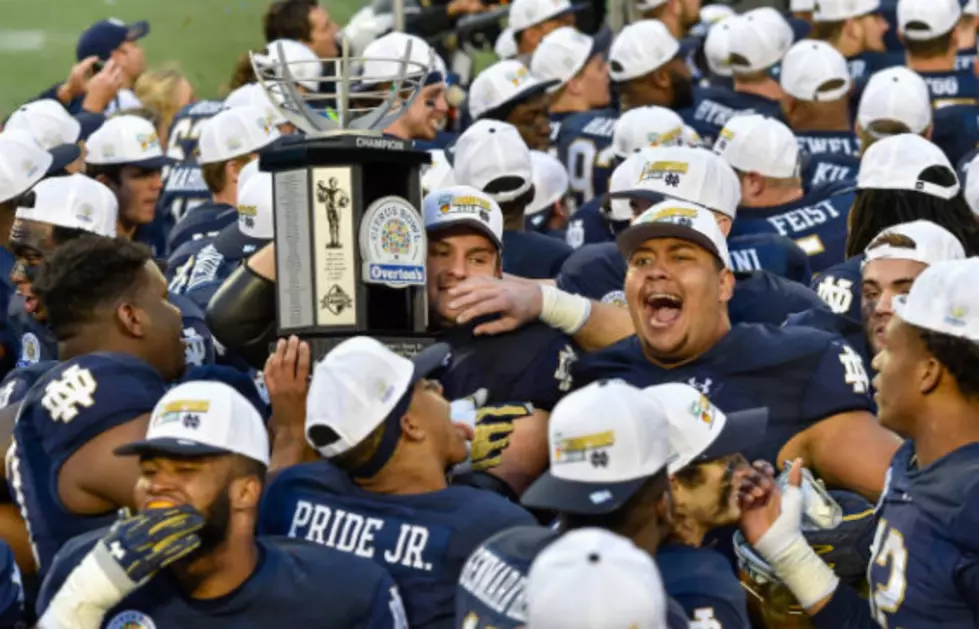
[506,335,578,411]
[810,265,861,321]
[361,578,409,629]
[800,339,875,424]
[676,594,750,629]
[34,534,99,618]
[808,583,878,629]
[256,472,288,537]
[787,240,813,286]
[0,371,31,409]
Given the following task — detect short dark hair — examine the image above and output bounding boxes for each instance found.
[847,166,979,258]
[558,469,670,533]
[32,236,153,339]
[263,0,317,43]
[233,454,268,485]
[915,326,979,398]
[904,29,954,58]
[810,19,845,42]
[85,163,124,186]
[485,179,536,218]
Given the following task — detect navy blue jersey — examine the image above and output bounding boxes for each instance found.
[437,322,577,411]
[729,181,856,273]
[680,86,784,146]
[0,247,17,379]
[573,324,874,465]
[8,353,167,576]
[145,164,210,258]
[547,111,574,148]
[166,100,225,165]
[846,51,894,86]
[957,46,977,73]
[810,255,863,322]
[555,108,618,206]
[556,242,825,325]
[932,104,979,167]
[867,440,979,627]
[920,69,979,109]
[563,197,629,249]
[38,532,405,629]
[456,526,691,629]
[656,544,751,628]
[166,236,215,294]
[800,152,859,193]
[414,130,458,151]
[501,230,572,279]
[0,540,23,628]
[0,360,56,409]
[6,299,57,369]
[727,233,813,284]
[795,130,860,158]
[259,459,535,629]
[179,223,267,312]
[785,305,871,373]
[166,201,236,254]
[168,291,216,368]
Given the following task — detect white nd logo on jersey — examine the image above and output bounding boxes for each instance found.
[837,345,870,394]
[816,276,854,315]
[42,366,97,423]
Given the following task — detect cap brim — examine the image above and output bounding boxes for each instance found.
[115,437,232,458]
[48,144,81,175]
[127,21,150,41]
[698,407,769,462]
[75,112,105,141]
[409,342,452,384]
[521,471,649,514]
[213,223,270,259]
[589,25,613,59]
[126,155,176,170]
[428,218,503,250]
[481,79,559,119]
[617,222,722,261]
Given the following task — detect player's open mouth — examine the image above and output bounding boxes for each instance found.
[644,292,683,329]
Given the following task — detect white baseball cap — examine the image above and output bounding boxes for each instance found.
[898,0,960,39]
[714,114,800,179]
[115,381,270,467]
[305,337,452,460]
[468,60,555,120]
[0,131,52,203]
[618,199,733,268]
[527,150,570,226]
[5,99,103,149]
[966,157,979,214]
[421,149,456,195]
[423,184,504,250]
[495,27,518,59]
[606,151,652,222]
[967,0,979,16]
[197,105,281,165]
[643,383,768,474]
[699,4,737,24]
[612,106,685,160]
[15,174,117,237]
[636,0,669,11]
[509,0,580,32]
[863,220,966,267]
[792,0,817,11]
[522,379,672,514]
[857,134,959,200]
[608,20,680,82]
[857,67,932,137]
[531,27,611,92]
[360,32,447,87]
[726,9,794,74]
[893,258,979,341]
[451,119,533,203]
[85,115,174,169]
[253,39,321,91]
[609,146,742,218]
[814,0,880,21]
[224,83,288,127]
[527,529,668,629]
[780,40,852,102]
[704,18,734,78]
[236,170,274,240]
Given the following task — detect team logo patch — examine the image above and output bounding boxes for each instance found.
[553,430,615,464]
[648,126,682,147]
[689,393,717,426]
[237,203,258,230]
[321,284,353,315]
[945,304,968,327]
[155,400,210,427]
[505,66,530,86]
[17,333,40,367]
[636,206,698,227]
[638,160,689,186]
[76,204,94,225]
[107,610,157,629]
[136,132,160,152]
[359,196,426,288]
[600,290,626,307]
[22,161,39,178]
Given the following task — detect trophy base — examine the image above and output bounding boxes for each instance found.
[277,335,437,363]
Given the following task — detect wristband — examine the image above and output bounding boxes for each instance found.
[539,285,592,335]
[38,544,138,629]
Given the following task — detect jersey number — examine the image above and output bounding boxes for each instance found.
[166,116,206,162]
[869,518,908,627]
[566,139,614,204]
[41,366,97,423]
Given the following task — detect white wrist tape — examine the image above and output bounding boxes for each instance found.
[539,285,592,335]
[38,543,138,629]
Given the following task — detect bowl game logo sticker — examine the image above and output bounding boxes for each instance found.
[107,610,157,629]
[359,196,426,288]
[312,167,357,327]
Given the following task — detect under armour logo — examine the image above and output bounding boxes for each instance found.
[182,413,201,429]
[664,173,681,187]
[590,450,609,467]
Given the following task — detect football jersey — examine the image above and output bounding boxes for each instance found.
[0,247,16,379]
[931,104,979,167]
[800,152,859,193]
[8,353,167,576]
[656,543,751,628]
[38,533,406,629]
[562,197,630,250]
[726,233,813,284]
[6,299,57,369]
[178,221,267,312]
[501,230,572,279]
[555,108,618,206]
[573,323,875,465]
[810,255,863,322]
[794,130,860,158]
[919,68,979,109]
[168,292,216,368]
[0,360,57,409]
[956,45,977,73]
[0,540,22,628]
[259,459,535,629]
[679,86,784,147]
[166,201,236,254]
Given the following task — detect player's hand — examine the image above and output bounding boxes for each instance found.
[470,402,533,471]
[59,55,101,103]
[81,60,126,113]
[447,276,543,335]
[739,458,803,548]
[265,336,311,436]
[99,504,205,585]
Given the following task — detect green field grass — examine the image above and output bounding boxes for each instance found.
[0,0,363,116]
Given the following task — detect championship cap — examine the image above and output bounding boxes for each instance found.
[360,32,447,87]
[253,39,321,91]
[468,60,555,120]
[635,0,669,11]
[224,83,288,127]
[421,149,456,195]
[509,0,585,32]
[780,40,851,102]
[495,28,518,59]
[863,220,966,267]
[966,157,979,214]
[893,258,979,341]
[531,26,612,92]
[606,150,654,222]
[714,114,800,179]
[423,184,504,250]
[304,337,451,461]
[792,0,816,11]
[527,529,668,629]
[197,105,281,165]
[703,18,734,78]
[608,20,680,82]
[521,379,672,514]
[612,106,685,160]
[0,131,52,203]
[814,0,880,21]
[15,174,117,237]
[85,115,174,169]
[857,134,959,200]
[898,0,960,39]
[6,100,104,149]
[643,383,768,474]
[694,4,737,29]
[450,119,533,203]
[526,151,570,228]
[857,67,932,137]
[115,381,270,466]
[617,199,732,268]
[211,165,274,257]
[609,146,742,218]
[77,18,149,62]
[726,9,794,74]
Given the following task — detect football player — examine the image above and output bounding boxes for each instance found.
[808,0,890,85]
[259,337,535,628]
[467,60,554,152]
[37,380,405,629]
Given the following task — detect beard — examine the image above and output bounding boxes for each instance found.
[670,70,695,111]
[197,489,233,554]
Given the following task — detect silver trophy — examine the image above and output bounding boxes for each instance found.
[251,37,435,358]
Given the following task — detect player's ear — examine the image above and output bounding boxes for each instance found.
[117,302,146,338]
[718,266,736,303]
[400,409,426,443]
[919,355,943,395]
[230,475,263,511]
